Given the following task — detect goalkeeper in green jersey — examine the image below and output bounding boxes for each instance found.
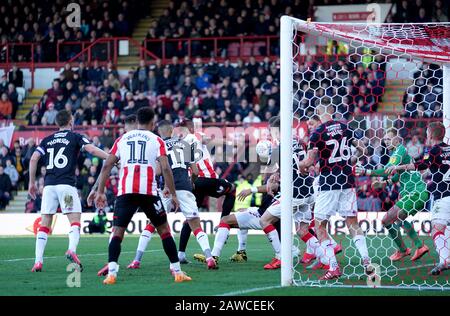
[355,128,429,262]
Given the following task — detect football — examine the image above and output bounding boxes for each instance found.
[255,140,273,160]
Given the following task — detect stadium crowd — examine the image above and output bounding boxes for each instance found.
[0,0,146,62]
[1,0,447,213]
[1,0,448,63]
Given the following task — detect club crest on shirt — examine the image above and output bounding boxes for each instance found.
[64,195,74,209]
[389,156,398,164]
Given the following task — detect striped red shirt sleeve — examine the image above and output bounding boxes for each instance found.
[156,137,167,157]
[110,136,122,157]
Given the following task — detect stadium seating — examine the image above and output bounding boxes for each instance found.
[0,0,448,212]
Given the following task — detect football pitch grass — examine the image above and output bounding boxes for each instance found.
[0,235,449,296]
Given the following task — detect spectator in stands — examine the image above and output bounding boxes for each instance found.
[26,104,42,125]
[6,83,19,119]
[0,165,12,210]
[0,75,8,93]
[46,80,63,103]
[0,92,12,119]
[4,159,18,191]
[41,102,58,125]
[195,68,212,91]
[243,110,261,124]
[0,145,12,166]
[124,70,139,94]
[8,65,23,88]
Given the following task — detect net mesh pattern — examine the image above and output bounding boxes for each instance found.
[288,21,450,289]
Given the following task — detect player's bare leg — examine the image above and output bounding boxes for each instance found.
[187,217,216,269]
[66,212,83,271]
[128,223,156,269]
[260,212,281,270]
[344,216,373,275]
[32,214,53,272]
[382,205,427,261]
[430,223,450,275]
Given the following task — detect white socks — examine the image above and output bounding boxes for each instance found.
[237,229,248,251]
[134,224,155,262]
[178,251,186,261]
[108,262,119,276]
[353,235,370,262]
[263,225,281,259]
[170,262,181,273]
[35,227,49,264]
[68,223,80,253]
[194,228,212,259]
[212,223,230,257]
[433,230,450,265]
[321,240,339,271]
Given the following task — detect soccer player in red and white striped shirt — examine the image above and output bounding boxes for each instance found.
[95,107,191,284]
[174,119,237,264]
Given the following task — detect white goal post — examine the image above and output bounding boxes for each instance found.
[280,16,450,287]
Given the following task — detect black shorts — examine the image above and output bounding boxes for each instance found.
[114,194,167,228]
[193,177,233,205]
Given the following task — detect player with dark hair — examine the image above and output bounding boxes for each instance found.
[299,103,372,280]
[173,119,237,265]
[383,122,448,274]
[127,120,217,270]
[29,109,108,272]
[95,107,191,284]
[87,114,159,277]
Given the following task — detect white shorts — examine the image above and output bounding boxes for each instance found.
[162,190,199,219]
[41,185,82,215]
[314,188,358,220]
[313,177,320,200]
[431,196,450,226]
[266,195,313,223]
[235,207,262,230]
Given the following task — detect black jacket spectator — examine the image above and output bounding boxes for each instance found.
[0,166,12,210]
[8,66,24,88]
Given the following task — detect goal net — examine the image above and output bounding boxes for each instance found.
[280,16,450,290]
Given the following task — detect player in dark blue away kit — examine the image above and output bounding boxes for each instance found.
[127,120,217,270]
[28,109,108,272]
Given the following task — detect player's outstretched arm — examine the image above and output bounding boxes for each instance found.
[384,163,417,175]
[355,167,392,177]
[87,176,101,207]
[352,139,367,157]
[237,185,267,201]
[158,155,179,211]
[95,154,119,208]
[190,162,199,185]
[28,151,41,199]
[298,149,318,174]
[84,143,109,160]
